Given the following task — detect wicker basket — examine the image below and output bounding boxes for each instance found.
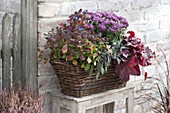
[50,61,126,97]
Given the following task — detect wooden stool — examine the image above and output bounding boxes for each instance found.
[52,86,134,113]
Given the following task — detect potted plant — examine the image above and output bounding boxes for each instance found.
[40,9,155,97]
[0,86,45,113]
[139,48,169,113]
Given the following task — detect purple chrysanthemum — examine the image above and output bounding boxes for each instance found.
[109,27,116,33]
[98,23,107,31]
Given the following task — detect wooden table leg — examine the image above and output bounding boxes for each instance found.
[103,102,115,113]
[126,90,134,113]
[70,101,77,113]
[70,102,86,113]
[78,104,86,113]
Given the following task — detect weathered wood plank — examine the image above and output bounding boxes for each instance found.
[25,0,31,88]
[2,13,11,90]
[21,0,28,88]
[29,0,38,93]
[13,13,21,86]
[21,0,38,93]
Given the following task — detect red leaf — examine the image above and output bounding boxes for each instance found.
[115,56,140,81]
[66,55,72,61]
[144,72,148,80]
[140,56,145,66]
[62,44,68,53]
[127,31,135,38]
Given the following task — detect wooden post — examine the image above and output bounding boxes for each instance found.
[21,0,28,88]
[29,0,38,93]
[2,13,11,90]
[21,0,38,93]
[13,13,22,86]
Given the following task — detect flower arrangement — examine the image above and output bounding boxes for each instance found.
[42,9,155,82]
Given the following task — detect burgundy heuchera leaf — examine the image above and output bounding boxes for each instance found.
[144,72,148,80]
[66,55,72,61]
[127,31,135,38]
[115,56,140,81]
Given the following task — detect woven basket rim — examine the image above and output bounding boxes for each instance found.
[50,59,117,67]
[50,60,81,67]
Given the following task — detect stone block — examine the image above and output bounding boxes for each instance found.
[134,105,143,113]
[160,18,170,29]
[154,62,168,75]
[145,30,163,43]
[143,65,156,77]
[38,0,77,3]
[43,92,52,113]
[6,0,20,13]
[98,0,131,12]
[38,18,67,33]
[164,40,170,50]
[157,30,170,40]
[159,5,170,18]
[0,0,7,11]
[118,8,145,23]
[38,75,60,93]
[131,0,159,10]
[59,1,98,16]
[160,0,170,4]
[156,40,170,52]
[144,6,160,20]
[38,62,56,75]
[141,102,152,113]
[131,20,159,31]
[52,96,60,113]
[97,1,117,12]
[38,33,47,47]
[0,12,5,24]
[38,3,59,18]
[0,26,1,40]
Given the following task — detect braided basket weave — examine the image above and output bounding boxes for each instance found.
[50,61,126,97]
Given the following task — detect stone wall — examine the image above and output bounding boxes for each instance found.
[0,0,20,90]
[37,0,170,113]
